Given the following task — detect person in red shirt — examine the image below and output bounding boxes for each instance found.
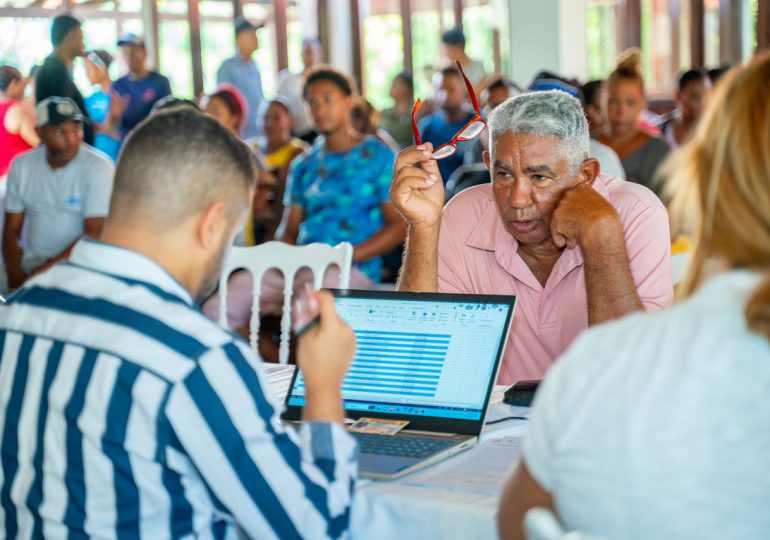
[0,66,39,178]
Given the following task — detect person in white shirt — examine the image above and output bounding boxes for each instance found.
[275,37,324,142]
[1,96,113,292]
[498,52,770,540]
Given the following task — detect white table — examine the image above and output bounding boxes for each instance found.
[267,365,529,540]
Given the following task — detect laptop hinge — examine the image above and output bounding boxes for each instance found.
[402,429,462,437]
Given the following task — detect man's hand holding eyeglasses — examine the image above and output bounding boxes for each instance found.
[390,143,445,231]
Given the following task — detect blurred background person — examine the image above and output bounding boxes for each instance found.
[275,37,323,143]
[202,83,247,137]
[1,66,38,180]
[2,97,113,293]
[445,74,521,200]
[418,65,477,183]
[529,72,626,180]
[24,65,40,106]
[440,26,486,88]
[35,15,94,145]
[217,17,265,140]
[247,97,308,243]
[112,33,171,143]
[351,97,399,151]
[379,70,414,149]
[203,66,404,345]
[661,68,712,149]
[202,84,273,246]
[615,47,660,135]
[581,79,606,138]
[83,50,120,161]
[461,74,520,164]
[598,64,669,194]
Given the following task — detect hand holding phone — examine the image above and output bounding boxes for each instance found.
[294,288,357,425]
[293,283,321,339]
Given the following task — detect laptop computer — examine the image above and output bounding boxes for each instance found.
[282,289,516,480]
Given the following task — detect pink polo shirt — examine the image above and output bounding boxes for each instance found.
[438,174,673,384]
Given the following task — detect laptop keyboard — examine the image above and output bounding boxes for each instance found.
[352,432,457,459]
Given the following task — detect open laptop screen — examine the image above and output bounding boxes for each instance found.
[285,291,515,424]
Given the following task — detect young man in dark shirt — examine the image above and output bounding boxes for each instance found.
[111,33,172,141]
[35,15,94,145]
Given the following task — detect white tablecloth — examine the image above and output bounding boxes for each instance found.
[267,365,529,540]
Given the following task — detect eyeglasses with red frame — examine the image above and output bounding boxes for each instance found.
[412,60,487,160]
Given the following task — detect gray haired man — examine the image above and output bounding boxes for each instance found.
[390,91,673,383]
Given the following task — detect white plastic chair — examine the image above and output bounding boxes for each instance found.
[525,508,601,540]
[218,241,353,364]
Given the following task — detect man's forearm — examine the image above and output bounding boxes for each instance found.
[396,224,440,293]
[2,237,26,288]
[582,221,643,325]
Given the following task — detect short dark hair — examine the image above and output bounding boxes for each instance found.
[441,26,466,47]
[0,65,22,92]
[266,97,292,115]
[486,75,518,94]
[608,65,645,94]
[150,95,200,115]
[439,65,462,80]
[707,64,730,84]
[303,65,356,99]
[678,68,708,91]
[112,108,257,227]
[394,70,413,90]
[51,15,81,47]
[581,80,604,108]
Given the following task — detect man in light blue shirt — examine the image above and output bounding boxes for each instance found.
[217,17,265,139]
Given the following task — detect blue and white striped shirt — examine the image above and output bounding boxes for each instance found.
[0,238,358,539]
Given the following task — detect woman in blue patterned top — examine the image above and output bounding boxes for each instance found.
[277,65,405,283]
[202,66,406,336]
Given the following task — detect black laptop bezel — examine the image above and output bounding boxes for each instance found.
[281,289,516,436]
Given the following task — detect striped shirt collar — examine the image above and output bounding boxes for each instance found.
[68,237,195,307]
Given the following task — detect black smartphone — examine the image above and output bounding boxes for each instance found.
[503,380,541,407]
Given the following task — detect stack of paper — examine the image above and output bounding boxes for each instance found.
[401,437,523,496]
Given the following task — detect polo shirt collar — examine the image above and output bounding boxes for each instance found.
[68,238,194,306]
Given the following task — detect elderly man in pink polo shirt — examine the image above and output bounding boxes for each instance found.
[391,91,672,384]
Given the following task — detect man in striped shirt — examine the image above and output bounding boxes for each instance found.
[0,108,359,539]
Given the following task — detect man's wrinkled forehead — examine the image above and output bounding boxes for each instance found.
[490,132,573,170]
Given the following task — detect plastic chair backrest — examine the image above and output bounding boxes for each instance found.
[218,241,353,364]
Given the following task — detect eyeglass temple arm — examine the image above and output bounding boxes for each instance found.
[412,98,423,145]
[455,60,480,113]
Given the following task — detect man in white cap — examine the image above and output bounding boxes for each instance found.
[1,96,114,292]
[217,17,265,139]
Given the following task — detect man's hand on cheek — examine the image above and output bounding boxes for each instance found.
[549,183,622,250]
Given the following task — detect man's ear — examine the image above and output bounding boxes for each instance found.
[195,201,229,251]
[579,158,600,186]
[482,149,491,171]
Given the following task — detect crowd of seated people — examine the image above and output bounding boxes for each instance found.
[0,8,768,539]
